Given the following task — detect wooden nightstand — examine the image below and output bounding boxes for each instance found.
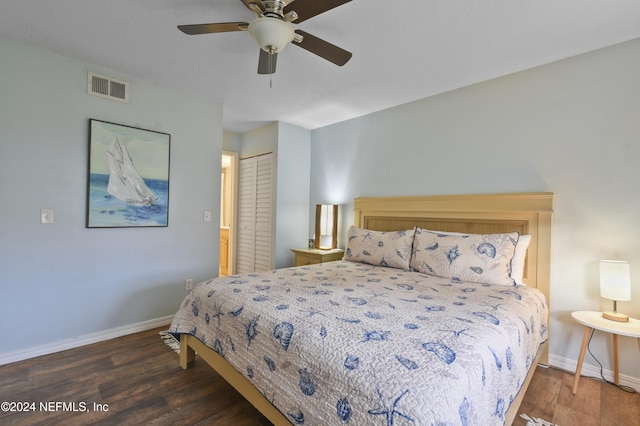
[571,310,640,394]
[291,248,344,267]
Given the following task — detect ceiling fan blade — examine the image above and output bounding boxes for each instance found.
[178,22,249,35]
[293,30,352,66]
[284,0,351,23]
[258,49,278,74]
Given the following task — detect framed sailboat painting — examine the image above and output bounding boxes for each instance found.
[87,119,170,228]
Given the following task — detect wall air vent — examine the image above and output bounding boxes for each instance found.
[87,72,129,103]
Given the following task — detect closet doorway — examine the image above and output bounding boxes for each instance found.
[236,153,273,273]
[220,152,237,276]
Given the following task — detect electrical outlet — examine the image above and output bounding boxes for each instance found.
[185,279,193,291]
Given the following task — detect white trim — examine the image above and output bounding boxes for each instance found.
[0,315,173,366]
[549,353,640,390]
[222,150,239,275]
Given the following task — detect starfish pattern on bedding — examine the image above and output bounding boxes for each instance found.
[361,231,373,241]
[368,387,414,425]
[210,301,225,326]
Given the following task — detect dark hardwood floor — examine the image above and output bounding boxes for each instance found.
[0,327,637,425]
[514,362,639,426]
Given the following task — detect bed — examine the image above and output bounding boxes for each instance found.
[170,192,553,425]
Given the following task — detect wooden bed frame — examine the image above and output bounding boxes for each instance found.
[179,192,554,426]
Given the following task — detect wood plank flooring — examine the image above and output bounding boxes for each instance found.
[0,327,637,425]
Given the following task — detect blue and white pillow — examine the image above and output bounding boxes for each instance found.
[409,227,519,286]
[343,226,415,270]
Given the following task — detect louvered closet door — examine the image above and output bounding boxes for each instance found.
[237,158,256,274]
[237,153,273,274]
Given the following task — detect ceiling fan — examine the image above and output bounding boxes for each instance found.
[178,0,352,74]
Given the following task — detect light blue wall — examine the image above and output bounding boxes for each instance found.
[240,122,278,158]
[0,37,223,354]
[274,122,311,268]
[223,130,241,152]
[310,38,640,379]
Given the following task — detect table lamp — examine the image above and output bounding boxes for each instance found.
[599,259,631,322]
[315,204,338,250]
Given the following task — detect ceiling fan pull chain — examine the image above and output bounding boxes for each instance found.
[269,51,273,88]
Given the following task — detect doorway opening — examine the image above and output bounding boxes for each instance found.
[220,152,237,276]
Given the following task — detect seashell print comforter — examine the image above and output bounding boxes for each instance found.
[170,260,548,425]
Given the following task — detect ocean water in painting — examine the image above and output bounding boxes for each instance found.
[88,173,169,227]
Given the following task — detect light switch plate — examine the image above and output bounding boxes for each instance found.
[41,209,54,224]
[203,211,211,222]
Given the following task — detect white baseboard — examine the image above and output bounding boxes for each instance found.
[548,353,640,390]
[0,315,173,366]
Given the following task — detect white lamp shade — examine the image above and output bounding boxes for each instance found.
[599,260,631,301]
[319,205,334,236]
[248,17,295,53]
[315,204,337,249]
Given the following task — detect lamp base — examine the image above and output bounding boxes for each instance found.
[602,311,629,322]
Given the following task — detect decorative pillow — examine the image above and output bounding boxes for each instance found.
[343,226,415,270]
[423,229,530,285]
[409,227,519,286]
[510,234,531,285]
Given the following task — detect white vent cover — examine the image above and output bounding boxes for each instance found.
[87,72,129,103]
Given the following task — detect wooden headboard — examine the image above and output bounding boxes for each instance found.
[353,193,554,362]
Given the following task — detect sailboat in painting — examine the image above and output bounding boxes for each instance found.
[106,137,158,206]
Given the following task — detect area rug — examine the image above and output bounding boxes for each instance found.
[519,413,558,426]
[159,330,180,354]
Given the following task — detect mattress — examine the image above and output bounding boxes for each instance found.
[170,260,548,425]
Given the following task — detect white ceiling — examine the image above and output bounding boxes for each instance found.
[1,0,639,133]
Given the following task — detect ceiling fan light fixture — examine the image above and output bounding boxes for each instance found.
[248,17,295,53]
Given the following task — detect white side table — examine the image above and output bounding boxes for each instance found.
[571,310,640,394]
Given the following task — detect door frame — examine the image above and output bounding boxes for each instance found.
[222,151,238,275]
